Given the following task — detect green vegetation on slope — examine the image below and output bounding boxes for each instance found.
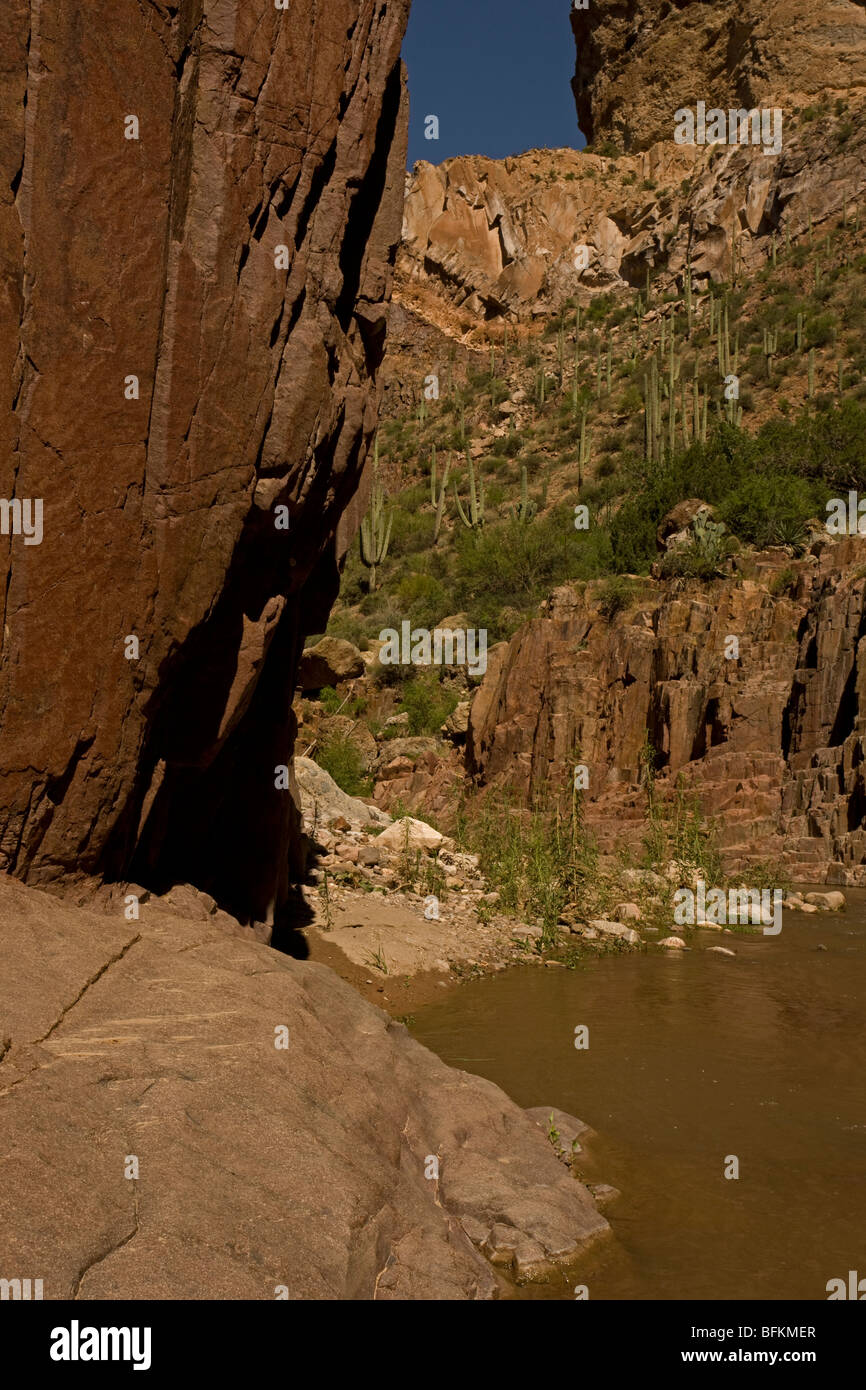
[328,212,866,650]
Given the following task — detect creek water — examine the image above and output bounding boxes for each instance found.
[410,902,866,1300]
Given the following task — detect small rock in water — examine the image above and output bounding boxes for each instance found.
[587,1183,621,1208]
[659,936,687,949]
[588,919,640,946]
[804,891,846,911]
[706,946,736,957]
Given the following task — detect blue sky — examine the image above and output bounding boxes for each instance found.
[402,0,586,167]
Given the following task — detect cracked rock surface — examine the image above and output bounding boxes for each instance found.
[0,875,608,1298]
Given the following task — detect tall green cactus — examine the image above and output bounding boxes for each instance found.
[644,356,663,463]
[453,449,486,531]
[684,260,694,338]
[513,466,537,525]
[578,409,590,486]
[724,394,743,427]
[763,327,778,377]
[359,440,393,591]
[691,375,708,444]
[666,331,681,455]
[432,449,451,542]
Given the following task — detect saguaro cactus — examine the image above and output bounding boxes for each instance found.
[578,410,591,486]
[454,449,486,531]
[717,299,731,377]
[684,260,694,338]
[513,466,537,525]
[359,440,393,591]
[644,356,663,463]
[432,449,452,541]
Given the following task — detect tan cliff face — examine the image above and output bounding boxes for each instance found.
[571,0,866,154]
[0,0,410,923]
[396,1,866,327]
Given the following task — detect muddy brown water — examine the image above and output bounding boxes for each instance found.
[410,901,866,1300]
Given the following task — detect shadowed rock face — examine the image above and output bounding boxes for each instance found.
[0,0,410,923]
[571,0,866,153]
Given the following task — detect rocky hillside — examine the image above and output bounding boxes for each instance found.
[571,0,866,154]
[322,3,866,889]
[395,1,865,337]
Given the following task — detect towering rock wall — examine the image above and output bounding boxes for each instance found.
[0,0,410,923]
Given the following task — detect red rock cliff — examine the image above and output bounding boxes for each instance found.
[468,541,866,886]
[0,0,410,923]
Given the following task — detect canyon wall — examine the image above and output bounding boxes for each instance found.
[0,0,410,924]
[397,2,866,325]
[468,539,866,885]
[571,0,866,153]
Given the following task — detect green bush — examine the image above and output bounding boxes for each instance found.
[319,686,342,715]
[608,403,866,571]
[596,574,633,620]
[503,432,524,457]
[316,735,371,797]
[399,675,459,735]
[396,572,448,628]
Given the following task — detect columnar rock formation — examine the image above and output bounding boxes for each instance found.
[468,539,866,885]
[0,0,410,924]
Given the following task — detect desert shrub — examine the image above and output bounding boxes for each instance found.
[596,573,634,620]
[503,431,524,457]
[806,312,837,349]
[396,572,448,628]
[399,675,458,735]
[316,735,371,798]
[769,567,797,596]
[388,506,435,559]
